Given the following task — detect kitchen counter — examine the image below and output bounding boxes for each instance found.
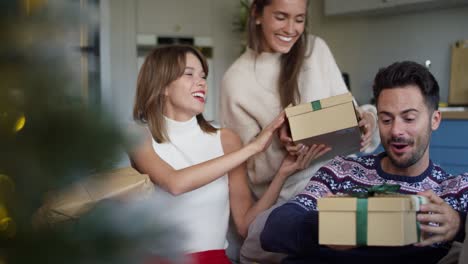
[441,110,468,120]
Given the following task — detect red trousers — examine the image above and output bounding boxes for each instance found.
[146,249,231,264]
[189,249,231,264]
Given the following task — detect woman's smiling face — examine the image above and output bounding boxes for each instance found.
[257,0,307,53]
[163,52,207,121]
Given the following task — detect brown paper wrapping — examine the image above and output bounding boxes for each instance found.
[33,167,154,226]
[449,40,468,105]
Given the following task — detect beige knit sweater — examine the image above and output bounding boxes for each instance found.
[220,36,379,201]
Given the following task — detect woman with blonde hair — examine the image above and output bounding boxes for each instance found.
[220,0,380,262]
[129,45,325,264]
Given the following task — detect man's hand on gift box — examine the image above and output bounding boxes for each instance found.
[414,190,461,246]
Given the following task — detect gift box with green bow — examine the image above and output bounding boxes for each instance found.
[317,184,428,246]
[284,92,361,161]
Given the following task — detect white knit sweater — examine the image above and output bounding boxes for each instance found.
[151,117,229,253]
[220,36,379,201]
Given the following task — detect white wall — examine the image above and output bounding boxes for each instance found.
[308,0,468,104]
[100,0,138,123]
[100,0,241,124]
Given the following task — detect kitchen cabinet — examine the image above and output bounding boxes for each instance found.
[430,118,468,175]
[137,0,213,36]
[324,0,468,16]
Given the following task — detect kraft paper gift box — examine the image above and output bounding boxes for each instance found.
[317,193,427,246]
[33,167,155,227]
[449,40,468,105]
[285,92,361,161]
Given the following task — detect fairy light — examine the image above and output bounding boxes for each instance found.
[14,114,26,133]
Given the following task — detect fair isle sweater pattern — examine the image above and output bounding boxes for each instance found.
[290,153,468,213]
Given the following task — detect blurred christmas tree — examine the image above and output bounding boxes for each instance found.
[0,1,184,263]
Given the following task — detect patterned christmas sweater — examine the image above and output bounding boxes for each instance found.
[261,153,468,264]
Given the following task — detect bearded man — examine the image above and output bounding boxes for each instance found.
[260,61,468,264]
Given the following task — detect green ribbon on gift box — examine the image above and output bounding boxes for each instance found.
[311,100,322,111]
[349,183,401,198]
[348,183,401,246]
[356,198,368,245]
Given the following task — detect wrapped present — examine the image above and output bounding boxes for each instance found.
[33,167,155,227]
[285,92,361,161]
[317,184,427,246]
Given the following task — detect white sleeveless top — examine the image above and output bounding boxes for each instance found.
[151,116,229,253]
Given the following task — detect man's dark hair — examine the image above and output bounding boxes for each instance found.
[373,61,440,111]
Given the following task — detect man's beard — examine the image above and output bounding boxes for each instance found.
[385,135,430,169]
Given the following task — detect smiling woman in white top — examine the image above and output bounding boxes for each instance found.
[129,45,322,264]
